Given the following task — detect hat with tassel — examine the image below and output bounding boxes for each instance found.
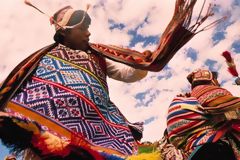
[24,0,91,31]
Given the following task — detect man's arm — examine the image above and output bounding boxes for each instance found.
[106,59,147,83]
[91,0,221,72]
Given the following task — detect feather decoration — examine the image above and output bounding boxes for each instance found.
[24,0,44,14]
[222,51,239,77]
[86,4,91,12]
[222,51,233,62]
[24,0,64,30]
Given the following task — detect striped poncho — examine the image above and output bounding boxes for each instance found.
[167,95,240,159]
[191,85,240,115]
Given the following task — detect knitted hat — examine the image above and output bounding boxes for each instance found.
[187,69,218,84]
[51,5,91,31]
[24,0,90,31]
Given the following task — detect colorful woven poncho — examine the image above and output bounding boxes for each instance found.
[191,85,240,114]
[167,95,240,159]
[0,44,143,159]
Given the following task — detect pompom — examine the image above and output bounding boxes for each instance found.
[222,51,232,62]
[222,51,239,77]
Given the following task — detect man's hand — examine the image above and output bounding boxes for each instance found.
[177,92,191,97]
[142,50,153,62]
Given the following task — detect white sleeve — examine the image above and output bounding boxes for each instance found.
[106,59,148,83]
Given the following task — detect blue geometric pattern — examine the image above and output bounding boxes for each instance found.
[9,44,138,155]
[33,55,127,126]
[12,78,135,155]
[35,56,109,112]
[50,44,108,91]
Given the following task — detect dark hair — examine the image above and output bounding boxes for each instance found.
[53,10,91,44]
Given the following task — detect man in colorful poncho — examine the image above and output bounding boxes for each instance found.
[167,69,240,160]
[0,6,149,160]
[0,0,217,159]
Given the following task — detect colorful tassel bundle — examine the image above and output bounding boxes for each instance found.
[222,51,240,85]
[222,51,239,77]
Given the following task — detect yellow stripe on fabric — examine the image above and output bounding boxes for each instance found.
[207,95,236,107]
[127,152,161,160]
[181,104,204,114]
[207,101,240,113]
[6,101,126,157]
[46,54,107,93]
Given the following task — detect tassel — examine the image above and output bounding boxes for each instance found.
[24,0,31,6]
[190,2,227,34]
[222,51,240,80]
[222,51,233,62]
[86,4,91,12]
[228,67,239,77]
[24,0,64,30]
[24,0,45,14]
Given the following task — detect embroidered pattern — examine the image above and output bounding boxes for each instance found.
[8,44,137,156]
[50,44,108,90]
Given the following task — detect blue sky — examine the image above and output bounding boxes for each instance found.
[0,0,240,158]
[0,142,10,159]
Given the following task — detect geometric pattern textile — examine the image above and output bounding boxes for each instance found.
[8,44,138,156]
[50,44,108,91]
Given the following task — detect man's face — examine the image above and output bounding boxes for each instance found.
[65,22,91,51]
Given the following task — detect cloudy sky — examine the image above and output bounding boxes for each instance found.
[0,0,240,158]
